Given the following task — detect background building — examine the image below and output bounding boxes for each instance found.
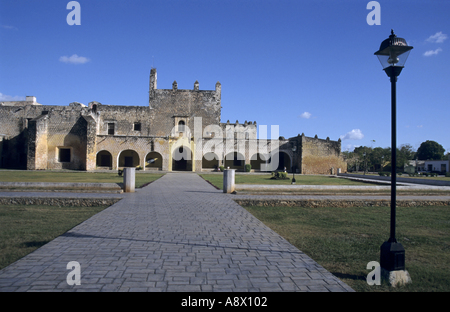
[0,69,346,174]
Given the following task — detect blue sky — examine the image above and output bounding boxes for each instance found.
[1,0,449,153]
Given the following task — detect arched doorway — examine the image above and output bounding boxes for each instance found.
[172,145,192,171]
[202,152,220,170]
[250,153,268,170]
[250,153,268,171]
[265,151,291,171]
[145,152,163,170]
[224,152,245,170]
[96,150,112,168]
[118,150,140,168]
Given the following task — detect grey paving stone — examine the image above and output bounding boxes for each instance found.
[0,173,354,292]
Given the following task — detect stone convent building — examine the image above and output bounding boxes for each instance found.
[0,69,346,174]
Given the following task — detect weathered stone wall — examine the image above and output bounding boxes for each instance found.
[0,69,346,174]
[95,135,169,171]
[95,104,152,136]
[27,115,48,170]
[43,105,92,170]
[299,134,347,174]
[0,104,53,168]
[149,69,221,137]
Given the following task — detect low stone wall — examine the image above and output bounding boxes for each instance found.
[234,198,450,208]
[339,173,450,187]
[0,182,123,193]
[0,197,121,207]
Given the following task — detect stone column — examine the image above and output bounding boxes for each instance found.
[223,169,236,193]
[123,168,135,193]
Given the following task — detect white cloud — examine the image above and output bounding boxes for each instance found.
[1,25,18,30]
[340,129,364,141]
[299,112,312,119]
[343,144,361,152]
[426,31,448,43]
[59,54,90,64]
[0,93,25,101]
[424,48,443,57]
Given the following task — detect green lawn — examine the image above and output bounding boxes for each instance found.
[200,173,380,190]
[244,205,450,292]
[0,170,164,188]
[349,172,450,181]
[0,204,109,270]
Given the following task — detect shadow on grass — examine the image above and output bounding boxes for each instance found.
[331,272,366,282]
[21,241,50,248]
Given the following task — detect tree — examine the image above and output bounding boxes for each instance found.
[371,147,389,171]
[416,140,445,160]
[397,144,415,169]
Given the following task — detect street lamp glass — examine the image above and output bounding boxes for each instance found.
[374,30,413,70]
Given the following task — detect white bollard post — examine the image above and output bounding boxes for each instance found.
[123,168,135,193]
[223,169,236,193]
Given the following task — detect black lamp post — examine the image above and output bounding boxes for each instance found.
[363,152,366,175]
[291,145,296,184]
[375,30,413,271]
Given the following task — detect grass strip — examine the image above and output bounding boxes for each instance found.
[243,205,450,292]
[0,204,109,270]
[0,170,164,188]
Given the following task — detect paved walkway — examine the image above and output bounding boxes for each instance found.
[0,173,353,292]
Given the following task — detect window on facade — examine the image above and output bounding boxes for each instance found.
[178,120,185,132]
[134,122,141,131]
[58,148,71,163]
[108,123,115,135]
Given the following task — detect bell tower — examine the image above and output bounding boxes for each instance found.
[149,68,157,105]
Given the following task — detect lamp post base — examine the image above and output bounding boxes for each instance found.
[381,268,412,288]
[380,241,405,271]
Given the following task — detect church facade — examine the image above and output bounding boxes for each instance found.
[0,69,346,174]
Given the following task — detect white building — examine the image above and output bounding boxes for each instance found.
[405,158,449,173]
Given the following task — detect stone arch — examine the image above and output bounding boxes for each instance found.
[267,151,291,171]
[172,145,192,171]
[96,150,112,168]
[250,153,268,171]
[224,152,245,170]
[118,149,140,168]
[202,152,220,170]
[145,151,163,170]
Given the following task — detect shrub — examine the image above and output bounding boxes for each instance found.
[245,164,251,172]
[219,166,224,172]
[270,171,289,180]
[445,172,450,177]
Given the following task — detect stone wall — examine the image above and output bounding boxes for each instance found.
[0,104,50,168]
[27,115,48,170]
[293,134,346,174]
[0,69,347,174]
[149,69,221,137]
